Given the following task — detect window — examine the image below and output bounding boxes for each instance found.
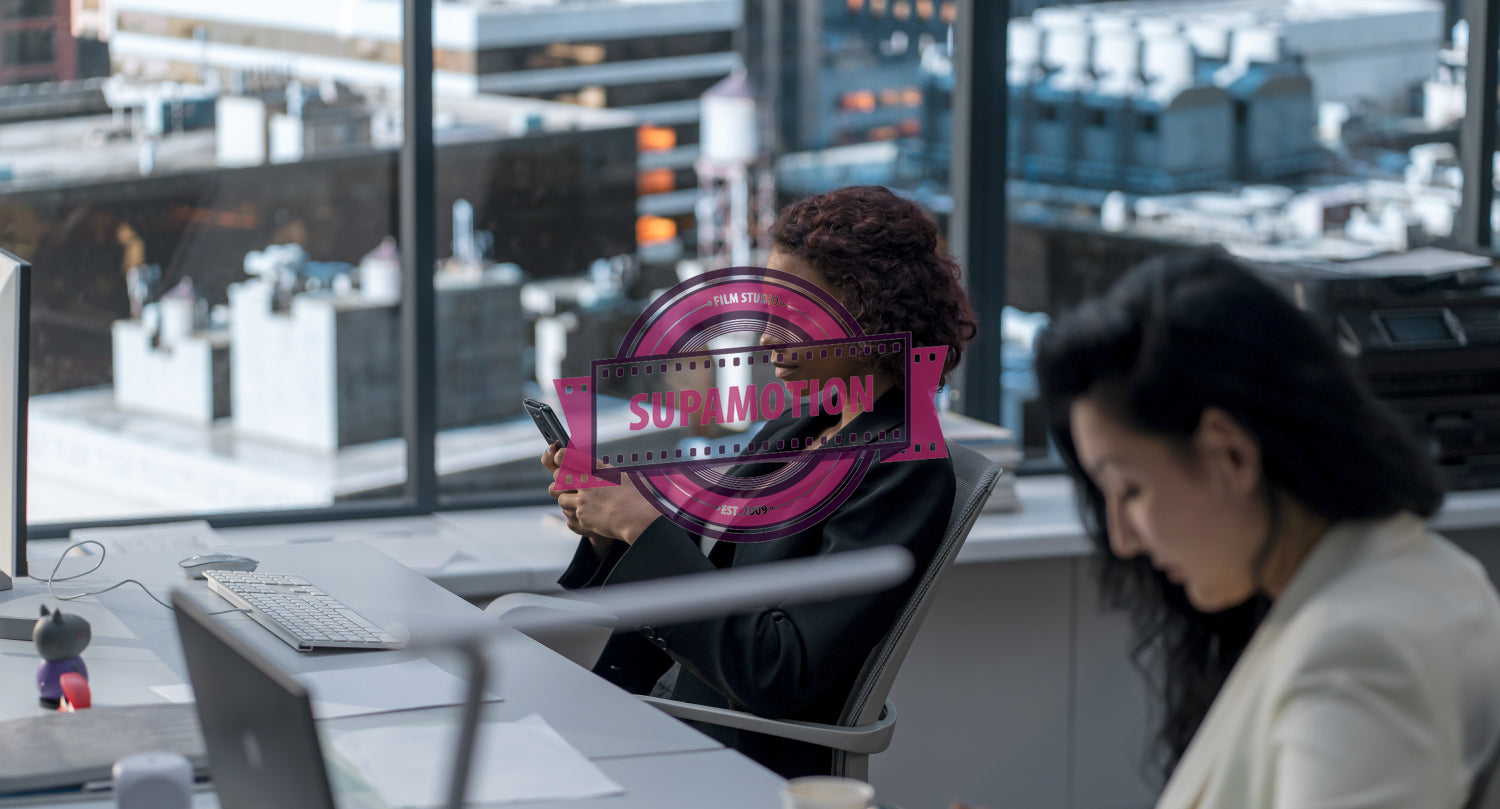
[0,0,50,20]
[476,32,735,75]
[0,3,1088,523]
[0,29,52,66]
[996,2,1474,463]
[436,14,736,507]
[9,8,411,529]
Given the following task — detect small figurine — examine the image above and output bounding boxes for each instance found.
[34,606,91,710]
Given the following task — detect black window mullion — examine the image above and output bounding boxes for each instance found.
[1458,0,1498,249]
[402,0,437,512]
[950,0,1007,423]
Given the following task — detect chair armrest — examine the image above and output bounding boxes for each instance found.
[639,696,897,755]
[483,593,617,669]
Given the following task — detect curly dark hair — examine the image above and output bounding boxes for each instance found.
[769,185,978,386]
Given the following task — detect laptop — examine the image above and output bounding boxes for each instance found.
[171,590,338,809]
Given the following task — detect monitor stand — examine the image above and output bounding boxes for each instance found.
[0,570,33,640]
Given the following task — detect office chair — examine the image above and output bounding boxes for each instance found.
[1466,738,1500,809]
[487,439,1004,779]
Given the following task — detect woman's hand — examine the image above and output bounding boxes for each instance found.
[542,440,565,477]
[543,443,612,557]
[550,448,660,545]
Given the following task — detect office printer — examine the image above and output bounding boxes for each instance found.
[1253,247,1500,491]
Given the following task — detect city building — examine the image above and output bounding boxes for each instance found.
[761,0,1444,202]
[1008,6,1323,195]
[744,0,953,156]
[0,79,637,400]
[105,0,741,231]
[0,0,77,86]
[1071,0,1445,114]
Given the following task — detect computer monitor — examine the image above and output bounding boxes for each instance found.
[0,248,29,588]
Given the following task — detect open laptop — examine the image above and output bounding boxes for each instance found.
[171,590,339,809]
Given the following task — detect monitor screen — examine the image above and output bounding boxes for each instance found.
[1379,311,1455,345]
[0,249,28,585]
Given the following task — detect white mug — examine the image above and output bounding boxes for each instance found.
[781,776,876,809]
[112,751,192,809]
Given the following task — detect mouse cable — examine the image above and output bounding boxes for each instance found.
[29,540,248,616]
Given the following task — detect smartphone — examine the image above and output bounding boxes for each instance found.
[523,397,570,447]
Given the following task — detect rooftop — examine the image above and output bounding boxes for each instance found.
[0,81,635,190]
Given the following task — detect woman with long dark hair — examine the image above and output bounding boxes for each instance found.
[543,185,977,778]
[1036,249,1500,808]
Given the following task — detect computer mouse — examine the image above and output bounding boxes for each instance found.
[179,553,259,580]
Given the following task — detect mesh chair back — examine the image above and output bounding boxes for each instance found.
[831,440,1003,774]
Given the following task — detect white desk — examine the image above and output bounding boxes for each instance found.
[0,542,787,807]
[32,479,1500,809]
[211,477,1500,599]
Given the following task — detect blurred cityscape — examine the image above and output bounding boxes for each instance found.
[0,0,1488,521]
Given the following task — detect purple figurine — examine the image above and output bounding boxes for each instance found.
[34,606,90,709]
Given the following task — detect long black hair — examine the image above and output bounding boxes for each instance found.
[1034,249,1444,781]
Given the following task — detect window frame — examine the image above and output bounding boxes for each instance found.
[38,0,1491,535]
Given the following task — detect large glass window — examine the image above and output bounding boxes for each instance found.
[999,0,1464,461]
[6,8,408,527]
[0,0,968,524]
[433,3,741,507]
[433,0,956,506]
[9,0,1483,527]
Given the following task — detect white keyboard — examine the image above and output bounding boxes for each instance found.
[204,571,404,652]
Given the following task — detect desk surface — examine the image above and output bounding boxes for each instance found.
[195,477,1500,598]
[1,542,786,807]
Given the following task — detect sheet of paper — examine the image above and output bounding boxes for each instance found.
[360,535,460,572]
[149,684,192,704]
[68,520,227,556]
[298,659,498,719]
[0,593,137,640]
[328,714,622,808]
[150,659,498,719]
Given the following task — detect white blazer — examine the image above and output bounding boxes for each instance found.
[1156,513,1500,809]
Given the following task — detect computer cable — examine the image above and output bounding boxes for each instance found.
[30,540,247,615]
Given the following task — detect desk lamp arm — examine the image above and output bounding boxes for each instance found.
[638,696,897,754]
[447,641,489,809]
[426,545,916,808]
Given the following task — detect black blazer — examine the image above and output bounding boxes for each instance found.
[557,388,954,777]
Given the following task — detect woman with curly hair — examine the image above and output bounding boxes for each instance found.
[543,185,977,778]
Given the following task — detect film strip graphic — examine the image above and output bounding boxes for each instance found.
[588,334,912,474]
[551,335,950,542]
